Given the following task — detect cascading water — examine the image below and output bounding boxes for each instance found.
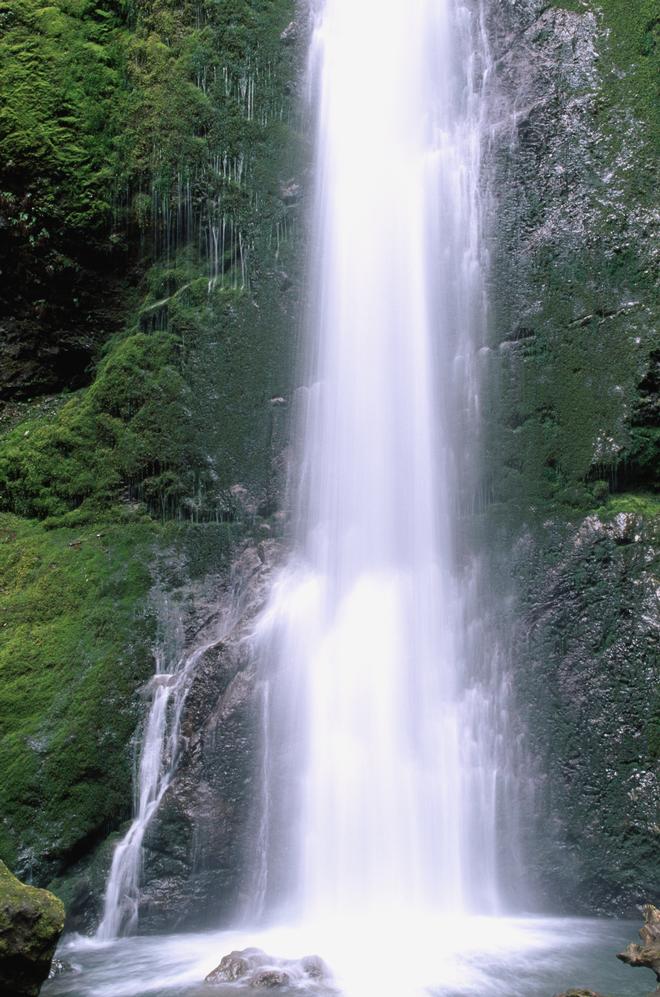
[96,593,243,941]
[254,0,499,938]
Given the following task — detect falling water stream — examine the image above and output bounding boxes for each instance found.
[42,1,655,995]
[254,0,495,924]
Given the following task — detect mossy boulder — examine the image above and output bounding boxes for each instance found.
[0,860,64,996]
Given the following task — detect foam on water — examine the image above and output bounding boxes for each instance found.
[46,919,652,997]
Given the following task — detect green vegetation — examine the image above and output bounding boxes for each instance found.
[0,331,188,521]
[0,0,298,398]
[0,0,299,518]
[0,514,157,877]
[0,0,293,265]
[0,263,294,523]
[594,492,660,519]
[0,0,128,240]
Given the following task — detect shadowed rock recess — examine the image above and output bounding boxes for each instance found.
[0,0,656,951]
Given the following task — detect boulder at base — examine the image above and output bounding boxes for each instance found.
[205,947,330,989]
[0,861,65,996]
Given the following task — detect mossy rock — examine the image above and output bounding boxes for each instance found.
[0,860,64,996]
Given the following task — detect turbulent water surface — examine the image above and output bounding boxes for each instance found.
[44,920,654,997]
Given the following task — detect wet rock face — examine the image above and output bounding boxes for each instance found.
[482,0,659,916]
[136,541,283,932]
[0,861,65,997]
[0,284,126,402]
[511,514,659,912]
[483,0,657,506]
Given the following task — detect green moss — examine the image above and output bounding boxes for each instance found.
[0,0,133,345]
[1,0,300,517]
[0,513,158,877]
[0,330,192,520]
[0,860,64,995]
[595,492,660,517]
[0,0,298,401]
[0,860,64,949]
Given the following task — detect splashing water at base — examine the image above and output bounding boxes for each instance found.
[45,919,654,997]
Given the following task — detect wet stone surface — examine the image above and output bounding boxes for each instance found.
[205,947,331,990]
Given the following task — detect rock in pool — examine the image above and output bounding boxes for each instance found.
[250,968,290,989]
[205,947,331,989]
[205,949,253,983]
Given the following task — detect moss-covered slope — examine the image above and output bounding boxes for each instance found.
[0,0,301,901]
[0,515,157,881]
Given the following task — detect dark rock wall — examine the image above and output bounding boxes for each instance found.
[510,512,659,912]
[484,0,659,912]
[136,541,281,932]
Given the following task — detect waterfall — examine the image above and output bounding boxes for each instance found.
[97,594,243,940]
[254,0,499,930]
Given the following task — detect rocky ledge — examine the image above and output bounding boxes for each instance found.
[0,861,64,997]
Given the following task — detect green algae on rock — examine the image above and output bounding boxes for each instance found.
[0,860,64,997]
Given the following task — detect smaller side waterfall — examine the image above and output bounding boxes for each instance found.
[96,595,241,940]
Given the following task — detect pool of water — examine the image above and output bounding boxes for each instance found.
[41,916,655,997]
